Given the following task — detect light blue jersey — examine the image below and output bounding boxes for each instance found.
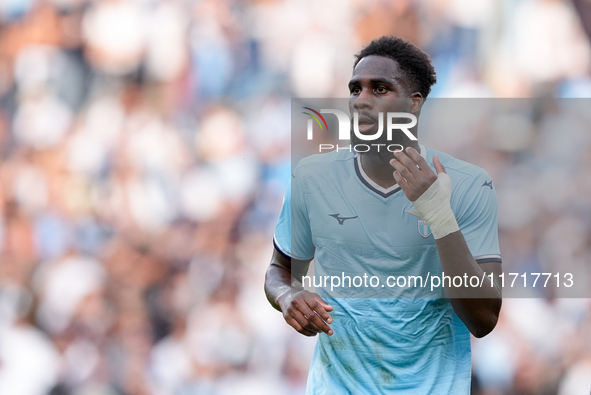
[274,145,501,394]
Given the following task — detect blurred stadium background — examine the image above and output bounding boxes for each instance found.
[0,0,590,394]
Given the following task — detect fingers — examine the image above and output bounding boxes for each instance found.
[392,170,409,189]
[300,298,334,334]
[390,157,414,183]
[283,292,334,336]
[296,297,333,335]
[285,315,318,336]
[291,306,323,335]
[390,150,419,180]
[433,155,446,174]
[391,147,438,175]
[318,299,334,312]
[390,146,439,201]
[309,297,334,319]
[389,146,426,185]
[405,147,429,171]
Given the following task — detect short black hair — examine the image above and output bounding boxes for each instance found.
[354,36,437,98]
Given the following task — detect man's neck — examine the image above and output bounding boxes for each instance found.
[359,141,421,189]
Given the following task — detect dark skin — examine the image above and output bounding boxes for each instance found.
[264,55,502,339]
[265,253,333,336]
[348,55,421,189]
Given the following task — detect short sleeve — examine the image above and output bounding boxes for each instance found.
[273,168,315,260]
[452,171,502,264]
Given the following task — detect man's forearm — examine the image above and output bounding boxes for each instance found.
[435,231,502,338]
[264,263,293,312]
[389,149,502,337]
[265,249,312,311]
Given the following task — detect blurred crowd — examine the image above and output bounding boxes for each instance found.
[0,0,589,394]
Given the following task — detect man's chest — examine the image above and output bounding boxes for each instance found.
[305,188,436,252]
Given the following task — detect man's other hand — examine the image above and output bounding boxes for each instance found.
[278,290,334,337]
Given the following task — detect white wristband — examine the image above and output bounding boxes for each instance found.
[410,172,459,239]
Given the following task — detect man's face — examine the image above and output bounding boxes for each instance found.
[348,55,412,134]
[348,55,420,152]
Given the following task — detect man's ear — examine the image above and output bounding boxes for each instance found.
[410,92,424,114]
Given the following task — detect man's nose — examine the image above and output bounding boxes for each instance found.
[352,89,373,110]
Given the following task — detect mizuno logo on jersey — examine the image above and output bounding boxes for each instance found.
[329,213,358,225]
[482,180,493,189]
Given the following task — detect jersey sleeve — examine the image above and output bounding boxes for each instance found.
[273,167,315,260]
[452,170,502,264]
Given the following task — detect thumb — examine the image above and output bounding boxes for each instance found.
[433,155,446,174]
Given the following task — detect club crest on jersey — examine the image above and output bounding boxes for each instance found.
[418,220,432,238]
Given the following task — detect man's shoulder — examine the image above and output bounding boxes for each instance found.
[424,146,489,184]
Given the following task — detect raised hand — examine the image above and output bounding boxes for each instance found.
[390,147,459,240]
[389,147,444,201]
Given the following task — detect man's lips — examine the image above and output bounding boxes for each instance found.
[356,112,377,125]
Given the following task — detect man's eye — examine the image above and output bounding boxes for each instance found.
[375,86,387,93]
[351,87,361,94]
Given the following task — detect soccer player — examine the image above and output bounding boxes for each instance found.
[265,36,502,394]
